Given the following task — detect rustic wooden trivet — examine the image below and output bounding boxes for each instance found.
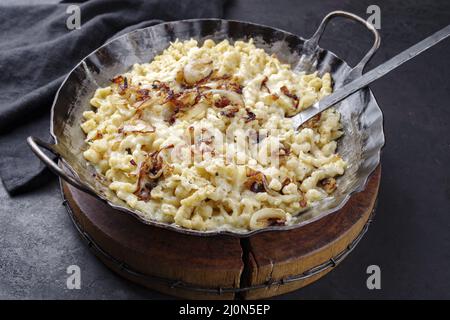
[60,165,380,300]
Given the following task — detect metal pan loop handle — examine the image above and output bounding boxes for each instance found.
[27,136,98,197]
[300,10,381,82]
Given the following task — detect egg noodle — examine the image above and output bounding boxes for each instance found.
[81,39,346,231]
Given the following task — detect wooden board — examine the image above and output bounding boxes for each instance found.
[61,166,380,299]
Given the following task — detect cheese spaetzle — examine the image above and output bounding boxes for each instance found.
[81,39,346,231]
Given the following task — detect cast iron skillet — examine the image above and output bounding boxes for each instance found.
[27,11,385,236]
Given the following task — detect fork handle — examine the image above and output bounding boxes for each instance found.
[292,24,450,128]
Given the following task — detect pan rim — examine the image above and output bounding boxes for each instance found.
[49,18,385,237]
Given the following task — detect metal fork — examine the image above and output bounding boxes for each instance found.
[291,11,450,129]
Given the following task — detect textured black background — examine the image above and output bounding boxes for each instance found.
[1,0,449,299]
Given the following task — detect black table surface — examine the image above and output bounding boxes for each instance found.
[1,0,449,299]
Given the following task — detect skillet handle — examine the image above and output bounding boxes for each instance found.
[299,10,381,82]
[27,136,97,197]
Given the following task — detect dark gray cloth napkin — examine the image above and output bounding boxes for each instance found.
[0,0,226,195]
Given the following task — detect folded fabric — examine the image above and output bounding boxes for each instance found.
[0,0,226,195]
